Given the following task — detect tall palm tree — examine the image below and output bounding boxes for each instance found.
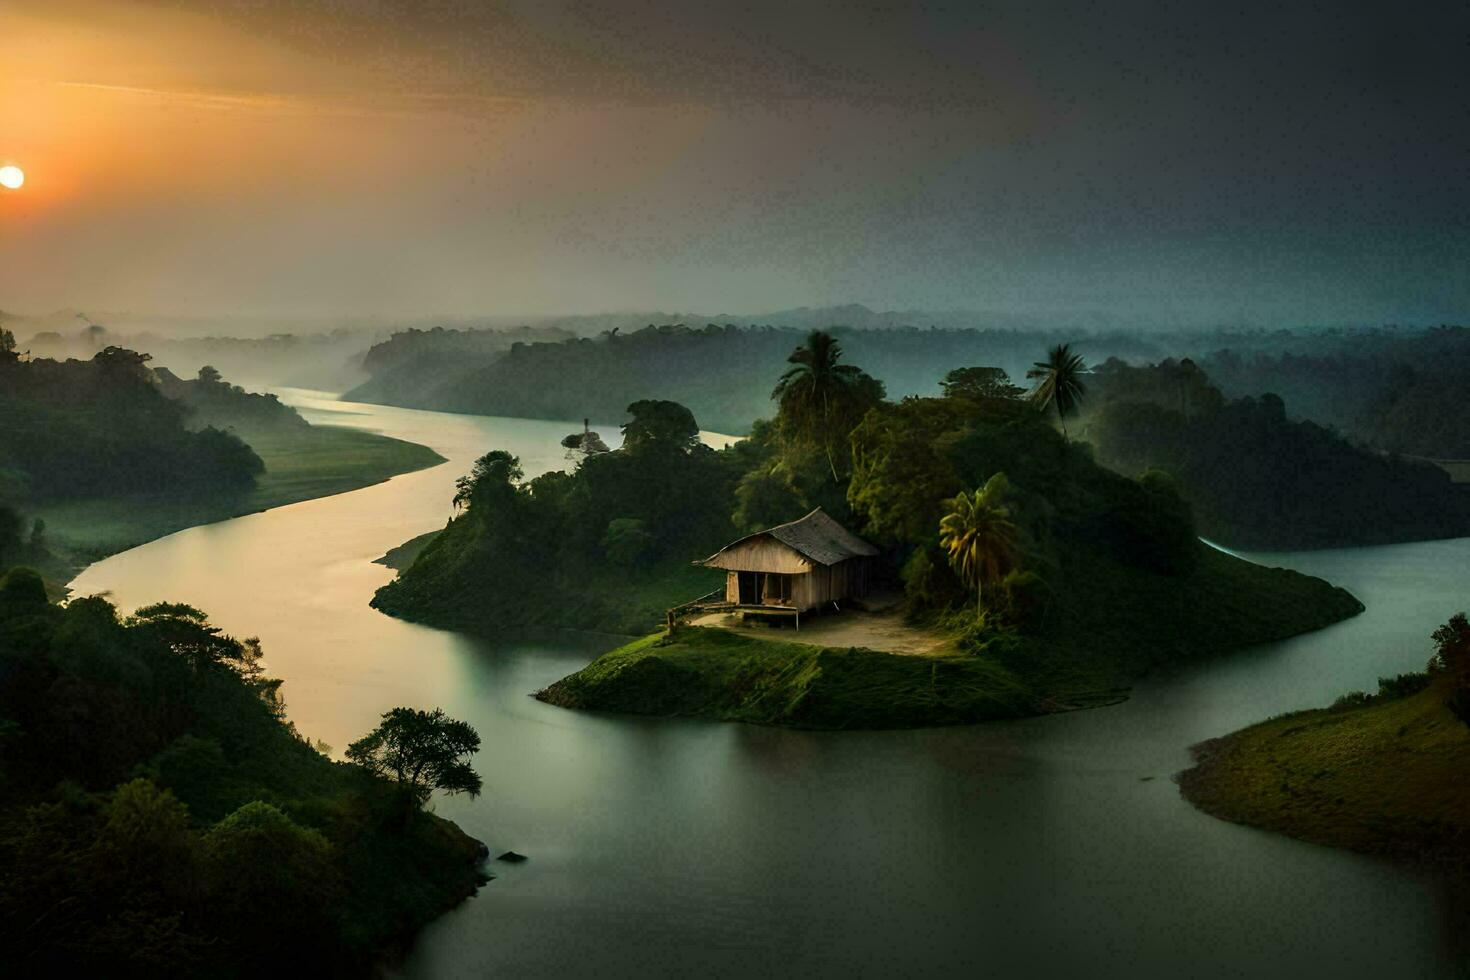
[1027,343,1087,438]
[772,329,868,481]
[939,473,1020,610]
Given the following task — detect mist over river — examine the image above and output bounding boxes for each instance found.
[70,392,1470,979]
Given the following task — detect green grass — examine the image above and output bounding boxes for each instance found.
[1178,683,1470,865]
[537,544,1366,730]
[374,549,725,637]
[33,425,444,567]
[1008,545,1365,698]
[537,626,1037,729]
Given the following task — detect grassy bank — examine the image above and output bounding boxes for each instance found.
[1178,683,1470,866]
[32,425,444,570]
[537,627,1038,728]
[375,552,724,637]
[538,546,1364,730]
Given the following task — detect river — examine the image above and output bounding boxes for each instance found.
[69,392,1470,979]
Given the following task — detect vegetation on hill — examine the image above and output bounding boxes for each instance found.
[344,321,1168,434]
[348,325,575,408]
[538,628,1037,729]
[34,426,444,569]
[153,364,309,438]
[372,400,740,635]
[0,567,487,974]
[1179,613,1470,867]
[1196,325,1470,458]
[378,330,1363,727]
[0,344,263,503]
[1081,358,1470,548]
[0,338,443,573]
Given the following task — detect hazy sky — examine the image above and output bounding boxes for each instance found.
[1,1,1466,325]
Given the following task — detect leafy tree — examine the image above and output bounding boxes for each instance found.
[772,330,884,481]
[0,506,21,561]
[601,517,656,567]
[203,801,339,947]
[621,399,700,452]
[1429,612,1470,724]
[733,463,806,533]
[941,366,1023,401]
[938,473,1021,610]
[453,450,523,511]
[346,707,482,812]
[1027,343,1088,438]
[196,365,223,385]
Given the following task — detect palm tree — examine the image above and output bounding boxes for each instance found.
[939,473,1020,610]
[1027,343,1087,438]
[772,329,869,481]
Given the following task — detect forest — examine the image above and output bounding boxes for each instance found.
[0,568,485,974]
[0,340,263,504]
[1080,358,1470,548]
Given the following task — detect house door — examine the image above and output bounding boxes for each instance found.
[737,571,759,604]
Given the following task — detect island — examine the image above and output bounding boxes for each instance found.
[1178,613,1470,866]
[374,332,1365,729]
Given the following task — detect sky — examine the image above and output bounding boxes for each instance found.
[0,1,1467,327]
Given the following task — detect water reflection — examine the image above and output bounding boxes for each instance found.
[68,394,1470,979]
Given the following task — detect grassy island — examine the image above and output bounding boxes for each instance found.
[538,544,1362,730]
[379,332,1365,728]
[1179,617,1470,866]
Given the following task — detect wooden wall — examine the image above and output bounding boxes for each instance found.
[726,559,871,612]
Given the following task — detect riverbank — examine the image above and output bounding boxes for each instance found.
[1178,682,1470,867]
[537,627,1043,728]
[540,547,1365,729]
[32,424,444,574]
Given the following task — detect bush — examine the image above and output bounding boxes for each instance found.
[901,545,964,611]
[1428,612,1470,724]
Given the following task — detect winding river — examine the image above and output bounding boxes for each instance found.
[70,392,1470,979]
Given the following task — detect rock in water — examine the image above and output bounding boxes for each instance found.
[497,850,527,863]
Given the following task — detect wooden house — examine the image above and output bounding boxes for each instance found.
[698,508,879,618]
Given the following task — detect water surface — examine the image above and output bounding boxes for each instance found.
[71,393,1470,978]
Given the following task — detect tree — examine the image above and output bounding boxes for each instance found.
[601,517,656,566]
[621,400,700,453]
[941,366,1023,401]
[346,707,482,812]
[1429,612,1470,724]
[938,472,1020,611]
[196,365,223,386]
[453,450,523,511]
[772,329,884,481]
[1027,343,1088,438]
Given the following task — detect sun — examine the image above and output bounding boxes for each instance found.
[0,165,25,190]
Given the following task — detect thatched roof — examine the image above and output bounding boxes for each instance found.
[700,508,878,572]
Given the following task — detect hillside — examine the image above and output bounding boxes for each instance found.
[0,346,442,573]
[1179,680,1470,866]
[1082,359,1470,548]
[0,569,486,973]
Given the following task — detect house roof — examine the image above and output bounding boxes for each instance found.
[700,508,879,570]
